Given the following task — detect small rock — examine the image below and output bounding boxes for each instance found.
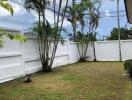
[24,75,32,83]
[122,74,127,76]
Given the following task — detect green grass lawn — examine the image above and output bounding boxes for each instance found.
[0,62,132,100]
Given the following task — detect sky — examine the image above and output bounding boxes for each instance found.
[96,0,131,39]
[0,0,131,39]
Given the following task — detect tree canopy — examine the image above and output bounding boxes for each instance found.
[65,0,100,61]
[107,27,132,40]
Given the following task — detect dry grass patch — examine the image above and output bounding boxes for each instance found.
[0,62,132,100]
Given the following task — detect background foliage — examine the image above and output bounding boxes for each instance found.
[108,27,132,40]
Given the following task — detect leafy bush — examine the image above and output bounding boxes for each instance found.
[124,59,132,79]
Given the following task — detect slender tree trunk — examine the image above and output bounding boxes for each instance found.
[92,30,96,61]
[38,11,43,64]
[92,41,96,61]
[77,43,81,57]
[50,0,63,67]
[84,20,91,59]
[72,24,76,39]
[49,0,69,68]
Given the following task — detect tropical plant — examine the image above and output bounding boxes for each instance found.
[84,0,100,61]
[66,0,100,61]
[74,31,90,61]
[0,0,26,48]
[0,0,14,15]
[0,29,26,48]
[24,0,68,72]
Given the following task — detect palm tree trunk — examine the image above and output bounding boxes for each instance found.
[72,24,76,39]
[92,39,96,61]
[84,20,92,59]
[49,0,68,68]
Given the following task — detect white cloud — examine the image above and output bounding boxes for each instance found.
[0,7,11,16]
[105,10,110,17]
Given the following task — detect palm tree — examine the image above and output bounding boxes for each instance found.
[83,0,100,61]
[70,0,100,61]
[87,12,100,61]
[25,0,69,72]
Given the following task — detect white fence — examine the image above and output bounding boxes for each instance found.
[0,31,80,83]
[1,30,132,83]
[95,40,132,61]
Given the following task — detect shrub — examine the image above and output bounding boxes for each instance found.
[124,59,132,79]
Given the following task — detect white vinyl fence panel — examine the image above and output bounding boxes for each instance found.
[121,40,132,61]
[95,40,132,61]
[0,32,80,83]
[95,41,120,61]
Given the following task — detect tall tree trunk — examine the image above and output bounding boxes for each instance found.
[92,39,96,61]
[49,0,69,68]
[84,20,92,60]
